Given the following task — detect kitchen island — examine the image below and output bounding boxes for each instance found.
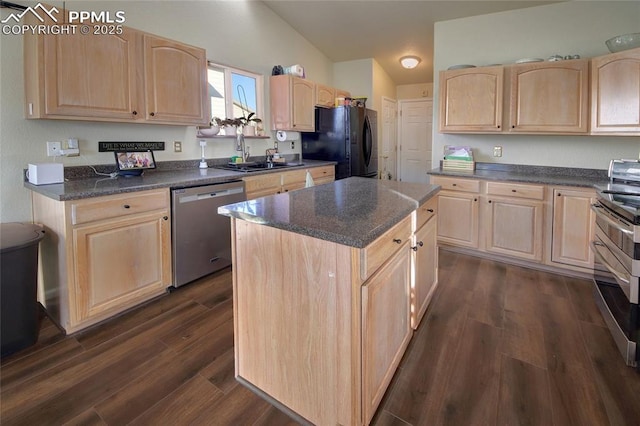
[219,177,440,425]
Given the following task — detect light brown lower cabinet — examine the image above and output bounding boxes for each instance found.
[31,188,171,333]
[550,187,596,270]
[231,199,437,425]
[484,196,544,262]
[412,205,438,329]
[431,175,595,275]
[243,166,335,199]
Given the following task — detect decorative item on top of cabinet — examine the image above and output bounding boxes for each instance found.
[315,83,336,108]
[23,14,209,126]
[590,47,640,135]
[439,66,504,133]
[270,75,315,132]
[508,59,589,134]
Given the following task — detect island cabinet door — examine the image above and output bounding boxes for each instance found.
[412,214,438,329]
[361,243,412,425]
[233,221,354,426]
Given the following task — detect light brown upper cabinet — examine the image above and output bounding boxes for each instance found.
[24,21,209,126]
[439,66,504,133]
[270,75,315,132]
[142,34,209,125]
[315,83,335,108]
[591,47,640,135]
[508,59,589,134]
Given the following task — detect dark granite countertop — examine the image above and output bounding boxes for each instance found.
[428,162,609,188]
[24,160,335,201]
[218,177,440,248]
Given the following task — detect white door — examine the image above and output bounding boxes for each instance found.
[398,99,433,183]
[381,97,398,180]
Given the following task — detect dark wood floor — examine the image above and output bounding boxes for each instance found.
[2,250,639,425]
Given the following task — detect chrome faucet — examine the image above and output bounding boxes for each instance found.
[236,134,250,162]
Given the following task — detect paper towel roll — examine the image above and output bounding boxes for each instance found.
[285,64,304,78]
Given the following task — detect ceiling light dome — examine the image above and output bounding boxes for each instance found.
[400,56,421,69]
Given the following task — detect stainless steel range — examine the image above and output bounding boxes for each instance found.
[592,159,640,369]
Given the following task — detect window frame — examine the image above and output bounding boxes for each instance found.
[207,61,264,123]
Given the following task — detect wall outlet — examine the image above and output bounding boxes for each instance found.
[493,146,503,157]
[290,141,295,149]
[46,141,62,157]
[174,141,182,152]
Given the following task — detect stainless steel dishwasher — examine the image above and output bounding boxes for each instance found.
[171,180,245,288]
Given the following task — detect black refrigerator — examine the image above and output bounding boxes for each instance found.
[302,106,378,180]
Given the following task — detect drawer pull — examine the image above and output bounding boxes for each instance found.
[511,189,517,192]
[452,183,457,187]
[557,193,562,196]
[150,112,155,117]
[123,204,131,209]
[393,238,402,244]
[426,208,434,213]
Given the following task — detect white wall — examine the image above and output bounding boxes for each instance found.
[397,83,433,99]
[433,1,640,170]
[0,0,335,222]
[333,59,374,106]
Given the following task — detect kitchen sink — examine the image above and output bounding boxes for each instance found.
[215,162,305,173]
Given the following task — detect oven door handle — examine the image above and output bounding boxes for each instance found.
[591,241,631,285]
[590,203,634,236]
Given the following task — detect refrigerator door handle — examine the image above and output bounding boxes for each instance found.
[363,114,373,167]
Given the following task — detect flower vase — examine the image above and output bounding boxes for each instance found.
[242,125,256,136]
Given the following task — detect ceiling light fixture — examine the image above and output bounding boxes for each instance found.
[400,55,421,69]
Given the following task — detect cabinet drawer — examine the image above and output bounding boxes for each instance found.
[416,197,437,230]
[486,181,544,200]
[281,169,307,187]
[243,173,283,193]
[71,189,168,225]
[308,166,334,182]
[361,214,412,280]
[430,176,480,193]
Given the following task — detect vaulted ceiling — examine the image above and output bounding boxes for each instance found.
[263,1,564,85]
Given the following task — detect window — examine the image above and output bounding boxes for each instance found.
[207,62,264,124]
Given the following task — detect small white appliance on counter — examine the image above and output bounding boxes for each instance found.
[27,163,64,185]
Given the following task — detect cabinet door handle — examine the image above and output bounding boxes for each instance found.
[488,200,492,203]
[393,238,402,244]
[411,242,423,252]
[150,112,155,117]
[132,110,137,116]
[452,183,457,187]
[426,208,434,213]
[474,198,478,202]
[123,204,131,209]
[557,193,562,196]
[163,216,168,221]
[511,189,517,192]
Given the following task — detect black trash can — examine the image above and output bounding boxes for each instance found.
[1,222,45,357]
